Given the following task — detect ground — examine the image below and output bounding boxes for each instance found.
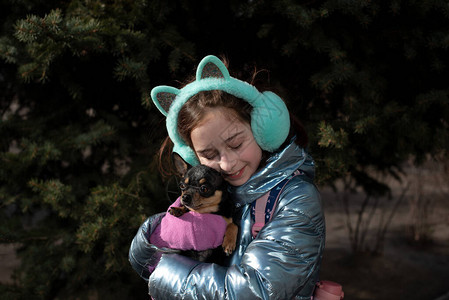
[319,159,449,300]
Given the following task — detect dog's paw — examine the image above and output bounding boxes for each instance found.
[222,240,236,256]
[222,223,238,255]
[168,206,186,217]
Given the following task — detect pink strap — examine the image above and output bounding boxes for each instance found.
[251,193,269,237]
[251,170,303,238]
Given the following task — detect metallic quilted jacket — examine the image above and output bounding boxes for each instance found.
[129,139,325,299]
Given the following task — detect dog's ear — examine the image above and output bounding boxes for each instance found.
[172,153,190,176]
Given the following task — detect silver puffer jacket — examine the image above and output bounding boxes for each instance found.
[129,139,325,299]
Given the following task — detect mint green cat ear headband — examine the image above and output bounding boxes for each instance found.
[151,55,290,166]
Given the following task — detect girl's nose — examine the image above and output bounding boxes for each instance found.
[218,151,237,173]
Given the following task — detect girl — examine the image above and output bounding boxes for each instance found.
[129,55,325,299]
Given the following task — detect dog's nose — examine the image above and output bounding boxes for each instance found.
[182,194,192,205]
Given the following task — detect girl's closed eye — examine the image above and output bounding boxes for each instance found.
[228,142,242,150]
[226,135,245,150]
[199,150,217,160]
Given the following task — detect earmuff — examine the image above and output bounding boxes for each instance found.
[151,55,290,166]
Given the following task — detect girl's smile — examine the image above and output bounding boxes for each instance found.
[224,166,246,180]
[190,108,262,186]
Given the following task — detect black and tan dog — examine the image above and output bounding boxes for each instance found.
[169,153,238,262]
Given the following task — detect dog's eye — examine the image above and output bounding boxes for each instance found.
[200,185,209,194]
[179,182,187,191]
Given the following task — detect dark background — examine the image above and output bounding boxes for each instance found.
[1,1,448,299]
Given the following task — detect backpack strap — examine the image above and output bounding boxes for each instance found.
[251,193,269,238]
[251,169,310,238]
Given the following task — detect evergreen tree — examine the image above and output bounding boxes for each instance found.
[1,0,448,298]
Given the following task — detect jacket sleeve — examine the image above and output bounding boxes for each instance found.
[128,212,181,281]
[148,179,325,300]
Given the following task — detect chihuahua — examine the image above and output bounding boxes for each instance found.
[169,153,238,262]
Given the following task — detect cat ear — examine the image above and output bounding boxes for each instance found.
[196,55,230,80]
[151,86,180,116]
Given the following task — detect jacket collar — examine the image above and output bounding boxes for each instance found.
[230,137,315,206]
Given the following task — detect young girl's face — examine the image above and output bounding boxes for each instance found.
[190,107,262,186]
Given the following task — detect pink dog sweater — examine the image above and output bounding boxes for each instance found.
[150,197,228,251]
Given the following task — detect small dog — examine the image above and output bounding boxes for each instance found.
[169,153,238,262]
